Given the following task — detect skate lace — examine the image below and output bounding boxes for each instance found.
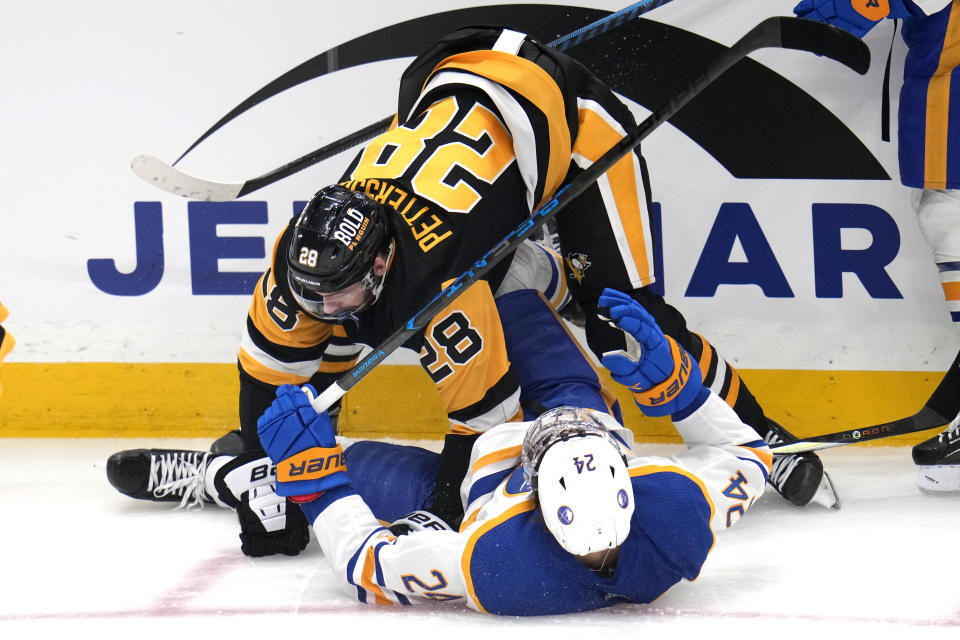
[764,430,798,489]
[148,451,211,510]
[939,414,960,445]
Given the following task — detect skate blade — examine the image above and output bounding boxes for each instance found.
[917,465,960,493]
[809,471,841,510]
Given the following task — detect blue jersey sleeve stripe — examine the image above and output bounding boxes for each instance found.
[609,430,633,453]
[939,260,960,272]
[467,468,513,505]
[670,386,710,422]
[738,455,770,483]
[373,540,391,586]
[346,526,391,587]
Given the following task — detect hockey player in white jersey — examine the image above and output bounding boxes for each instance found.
[792,0,960,491]
[257,288,771,615]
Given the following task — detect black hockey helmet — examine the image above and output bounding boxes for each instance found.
[286,185,393,319]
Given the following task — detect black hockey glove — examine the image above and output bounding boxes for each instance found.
[237,488,310,558]
[389,510,453,536]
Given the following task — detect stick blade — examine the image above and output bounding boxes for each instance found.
[770,440,845,454]
[771,405,950,454]
[776,16,871,75]
[130,155,244,201]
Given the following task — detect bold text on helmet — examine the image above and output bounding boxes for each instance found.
[334,208,368,250]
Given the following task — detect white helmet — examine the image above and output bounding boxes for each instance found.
[521,407,634,556]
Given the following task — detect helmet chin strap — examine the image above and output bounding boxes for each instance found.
[289,238,397,321]
[362,239,396,308]
[580,546,620,571]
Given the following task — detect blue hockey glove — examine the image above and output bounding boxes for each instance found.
[598,288,705,417]
[257,384,351,498]
[793,0,920,38]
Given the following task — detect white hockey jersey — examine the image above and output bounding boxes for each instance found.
[308,393,772,615]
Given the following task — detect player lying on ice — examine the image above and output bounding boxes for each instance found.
[106,26,835,551]
[254,288,772,615]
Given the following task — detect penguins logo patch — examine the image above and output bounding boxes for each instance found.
[565,252,592,283]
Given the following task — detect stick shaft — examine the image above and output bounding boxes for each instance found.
[771,349,960,453]
[134,1,678,201]
[312,17,869,411]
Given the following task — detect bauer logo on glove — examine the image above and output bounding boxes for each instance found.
[278,447,347,483]
[597,288,707,418]
[630,344,694,408]
[257,384,352,497]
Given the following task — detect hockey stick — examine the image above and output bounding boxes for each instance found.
[307,17,871,413]
[770,348,960,454]
[130,0,676,201]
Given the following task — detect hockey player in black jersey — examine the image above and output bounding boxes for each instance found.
[106,25,837,560]
[263,25,833,513]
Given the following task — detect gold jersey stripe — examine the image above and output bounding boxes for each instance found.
[741,445,773,473]
[942,280,960,300]
[361,542,394,605]
[924,5,960,187]
[537,244,570,309]
[628,464,717,553]
[318,359,359,374]
[725,365,742,409]
[450,423,483,435]
[695,333,714,379]
[471,445,522,474]
[433,50,572,205]
[237,348,313,386]
[573,107,652,283]
[248,271,334,348]
[461,498,536,612]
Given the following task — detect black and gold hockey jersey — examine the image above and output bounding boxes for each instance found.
[239,26,656,439]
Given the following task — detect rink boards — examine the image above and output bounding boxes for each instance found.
[0,362,943,445]
[1,1,957,445]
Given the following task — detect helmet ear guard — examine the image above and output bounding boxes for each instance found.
[522,407,634,557]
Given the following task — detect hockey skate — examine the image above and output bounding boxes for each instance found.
[107,447,287,506]
[765,420,840,509]
[912,412,960,493]
[106,448,222,509]
[210,430,244,455]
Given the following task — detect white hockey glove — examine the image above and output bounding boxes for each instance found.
[212,451,310,557]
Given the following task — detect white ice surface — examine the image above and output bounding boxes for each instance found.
[0,439,957,639]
